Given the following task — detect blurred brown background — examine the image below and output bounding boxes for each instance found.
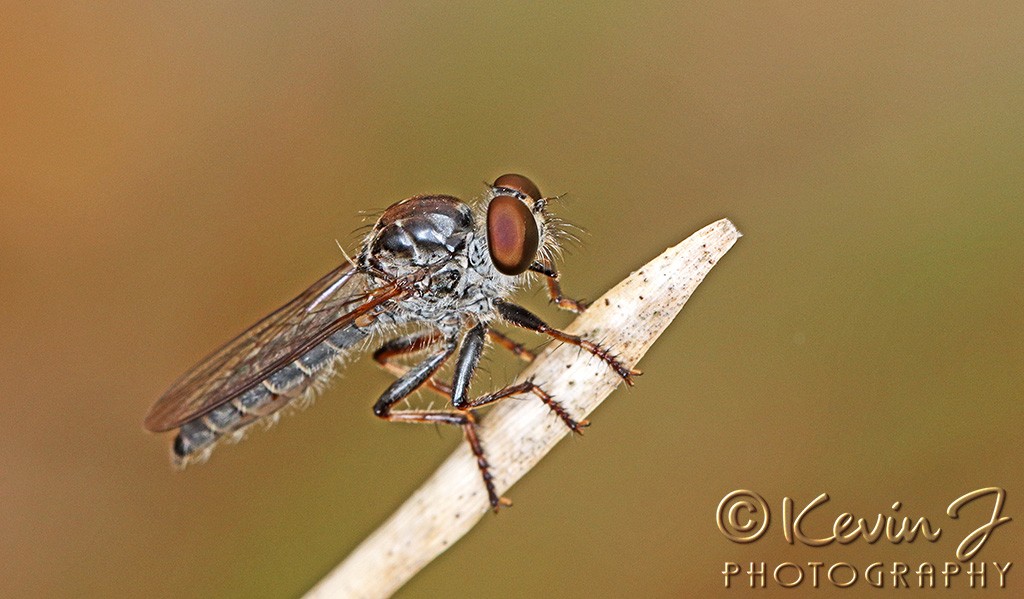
[2,3,1022,597]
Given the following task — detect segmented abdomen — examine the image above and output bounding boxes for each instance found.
[172,325,369,466]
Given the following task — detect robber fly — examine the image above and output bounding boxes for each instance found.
[144,174,639,509]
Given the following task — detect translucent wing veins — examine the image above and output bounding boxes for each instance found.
[144,264,408,432]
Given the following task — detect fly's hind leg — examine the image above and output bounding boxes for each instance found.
[373,331,452,397]
[372,334,509,511]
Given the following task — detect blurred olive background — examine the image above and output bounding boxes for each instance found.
[3,3,1022,597]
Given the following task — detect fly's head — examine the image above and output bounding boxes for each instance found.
[484,173,559,279]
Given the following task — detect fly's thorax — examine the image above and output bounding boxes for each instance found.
[359,194,473,280]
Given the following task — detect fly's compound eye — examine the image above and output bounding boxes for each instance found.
[492,173,541,201]
[487,195,539,276]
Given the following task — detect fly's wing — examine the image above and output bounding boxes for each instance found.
[144,263,408,432]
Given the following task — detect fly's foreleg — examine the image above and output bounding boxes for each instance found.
[529,260,588,314]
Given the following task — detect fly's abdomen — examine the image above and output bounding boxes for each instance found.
[171,325,370,466]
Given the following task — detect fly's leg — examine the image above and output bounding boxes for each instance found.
[373,331,452,397]
[376,329,534,386]
[486,329,536,363]
[457,378,590,433]
[372,334,509,511]
[529,260,588,314]
[494,299,641,384]
[454,325,588,434]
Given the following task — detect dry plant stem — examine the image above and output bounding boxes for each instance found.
[306,218,741,598]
